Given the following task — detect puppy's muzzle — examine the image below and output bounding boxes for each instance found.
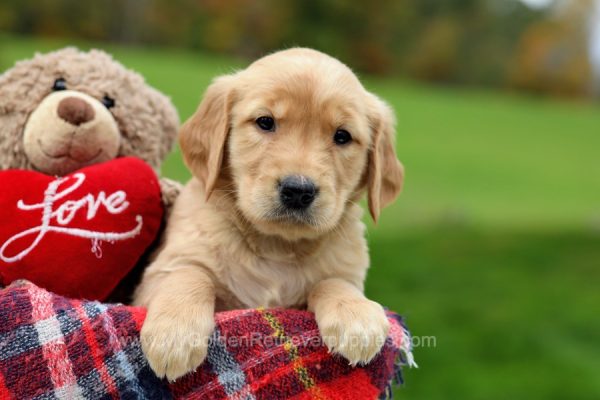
[278,175,318,210]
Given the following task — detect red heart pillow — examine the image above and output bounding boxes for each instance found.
[0,157,163,300]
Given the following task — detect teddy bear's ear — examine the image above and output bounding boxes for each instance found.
[179,75,236,200]
[0,58,45,171]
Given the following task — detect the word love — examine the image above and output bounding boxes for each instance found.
[0,173,143,263]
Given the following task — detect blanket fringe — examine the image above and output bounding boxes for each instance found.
[381,314,417,399]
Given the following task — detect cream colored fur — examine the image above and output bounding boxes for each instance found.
[134,48,404,381]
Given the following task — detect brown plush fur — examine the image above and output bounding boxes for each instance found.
[0,47,179,176]
[134,48,404,381]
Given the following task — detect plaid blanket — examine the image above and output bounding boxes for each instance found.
[0,281,414,399]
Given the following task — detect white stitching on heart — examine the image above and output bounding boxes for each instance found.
[0,172,144,263]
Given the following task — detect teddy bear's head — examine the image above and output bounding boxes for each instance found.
[0,48,179,176]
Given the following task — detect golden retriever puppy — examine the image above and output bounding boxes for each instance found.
[134,48,404,381]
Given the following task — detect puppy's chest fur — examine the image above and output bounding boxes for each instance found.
[212,221,369,310]
[204,211,370,311]
[214,252,312,310]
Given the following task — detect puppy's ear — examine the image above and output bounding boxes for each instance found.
[179,75,235,199]
[367,96,404,223]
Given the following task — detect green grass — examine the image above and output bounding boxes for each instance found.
[372,229,600,399]
[2,33,599,399]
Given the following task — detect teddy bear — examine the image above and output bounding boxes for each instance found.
[0,48,181,301]
[0,47,181,203]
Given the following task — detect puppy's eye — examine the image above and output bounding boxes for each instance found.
[333,129,353,145]
[52,78,67,91]
[256,116,275,132]
[102,95,115,109]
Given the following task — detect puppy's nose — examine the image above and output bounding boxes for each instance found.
[279,175,318,210]
[57,96,95,126]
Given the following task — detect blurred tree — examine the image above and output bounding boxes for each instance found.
[0,0,595,97]
[509,0,594,97]
[406,17,462,83]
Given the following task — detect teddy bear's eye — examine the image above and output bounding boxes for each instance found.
[102,95,115,109]
[52,78,67,91]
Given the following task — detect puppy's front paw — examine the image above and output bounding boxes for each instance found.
[316,299,389,365]
[140,310,214,381]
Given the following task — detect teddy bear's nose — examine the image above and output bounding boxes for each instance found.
[57,97,95,126]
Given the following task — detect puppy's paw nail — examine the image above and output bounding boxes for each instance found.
[140,314,213,381]
[316,299,389,365]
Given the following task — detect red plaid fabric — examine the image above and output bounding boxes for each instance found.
[0,281,414,399]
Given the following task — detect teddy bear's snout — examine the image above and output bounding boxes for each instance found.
[22,90,122,176]
[57,97,95,126]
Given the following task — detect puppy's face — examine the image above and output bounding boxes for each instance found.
[227,59,374,238]
[181,49,404,240]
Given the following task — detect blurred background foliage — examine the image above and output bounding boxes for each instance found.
[0,0,598,98]
[1,1,599,399]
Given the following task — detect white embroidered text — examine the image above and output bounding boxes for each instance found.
[0,173,143,263]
